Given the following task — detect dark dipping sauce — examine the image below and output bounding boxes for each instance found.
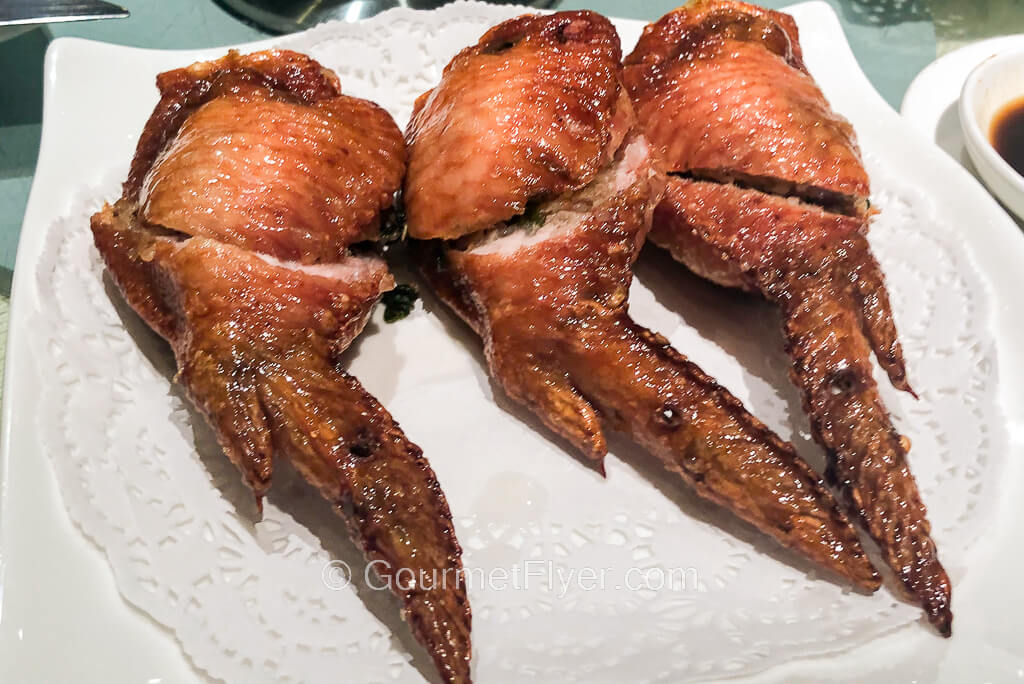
[991,96,1024,176]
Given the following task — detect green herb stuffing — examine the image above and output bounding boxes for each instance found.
[511,200,548,232]
[381,284,419,323]
[380,200,407,243]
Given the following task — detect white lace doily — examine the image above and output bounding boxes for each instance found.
[35,3,1007,683]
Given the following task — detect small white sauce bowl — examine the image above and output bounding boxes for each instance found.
[961,46,1024,220]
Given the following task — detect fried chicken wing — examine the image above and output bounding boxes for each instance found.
[626,2,951,634]
[408,11,879,590]
[129,51,406,263]
[405,12,631,240]
[91,50,471,683]
[623,0,868,213]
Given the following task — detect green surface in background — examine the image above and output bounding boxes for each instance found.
[2,0,1024,284]
[0,0,267,284]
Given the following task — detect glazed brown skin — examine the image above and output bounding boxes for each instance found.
[128,50,406,263]
[91,50,471,683]
[652,179,909,388]
[421,140,878,588]
[405,11,630,239]
[623,0,869,209]
[93,202,395,496]
[629,2,951,634]
[405,10,880,589]
[655,179,950,631]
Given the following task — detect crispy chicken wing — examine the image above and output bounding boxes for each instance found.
[408,11,879,590]
[405,11,631,240]
[623,0,868,213]
[626,1,951,634]
[91,50,471,682]
[129,50,406,263]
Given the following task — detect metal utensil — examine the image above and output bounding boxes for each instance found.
[0,0,129,27]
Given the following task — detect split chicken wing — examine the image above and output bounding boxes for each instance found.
[624,0,951,634]
[407,11,879,590]
[91,50,471,682]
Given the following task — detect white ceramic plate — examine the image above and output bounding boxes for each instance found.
[3,2,1024,682]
